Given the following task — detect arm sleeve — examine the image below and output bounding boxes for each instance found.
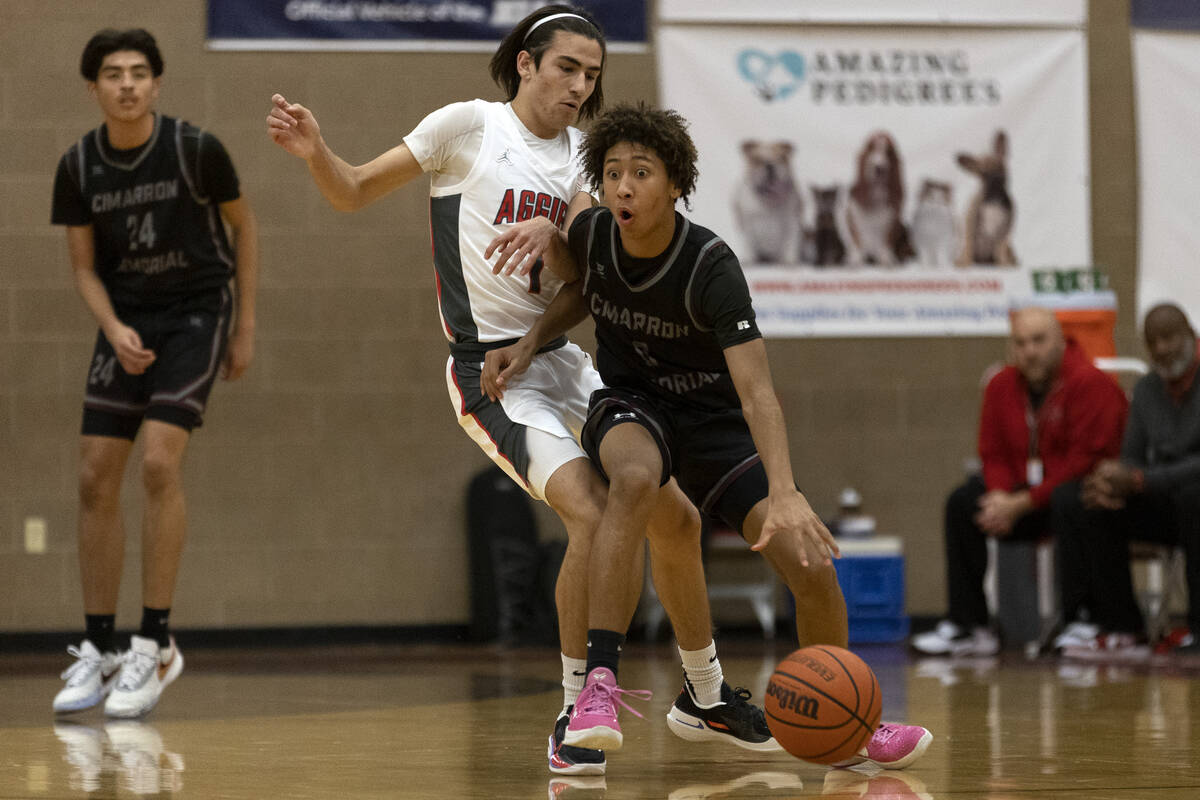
[693,245,761,349]
[197,132,240,204]
[567,206,599,273]
[402,100,485,174]
[978,376,1023,492]
[50,151,89,225]
[1028,372,1128,508]
[1144,454,1200,492]
[1120,382,1151,467]
[1128,381,1200,491]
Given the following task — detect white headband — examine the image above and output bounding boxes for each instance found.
[524,12,590,41]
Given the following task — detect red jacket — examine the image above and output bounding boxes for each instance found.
[979,339,1128,509]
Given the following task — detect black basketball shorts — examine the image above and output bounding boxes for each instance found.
[81,288,231,439]
[581,386,769,533]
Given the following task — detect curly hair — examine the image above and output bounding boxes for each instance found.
[489,4,606,121]
[80,29,163,81]
[580,103,699,204]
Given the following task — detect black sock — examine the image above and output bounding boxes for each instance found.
[139,607,171,649]
[85,614,116,653]
[586,629,625,679]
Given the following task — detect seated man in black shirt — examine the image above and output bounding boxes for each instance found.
[1053,303,1200,659]
[482,103,931,768]
[49,28,258,718]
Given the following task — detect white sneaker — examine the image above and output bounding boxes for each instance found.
[1053,621,1100,651]
[53,640,123,713]
[104,636,184,718]
[1062,632,1150,663]
[911,621,1000,656]
[911,620,963,654]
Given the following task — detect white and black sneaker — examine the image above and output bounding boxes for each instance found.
[53,640,122,713]
[1052,621,1100,652]
[666,681,781,752]
[104,636,183,718]
[548,706,605,775]
[911,620,1000,656]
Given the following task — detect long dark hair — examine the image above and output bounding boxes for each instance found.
[488,4,606,121]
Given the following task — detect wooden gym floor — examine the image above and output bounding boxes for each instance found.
[1,638,1199,799]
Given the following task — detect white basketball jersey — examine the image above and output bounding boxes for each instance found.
[418,100,584,347]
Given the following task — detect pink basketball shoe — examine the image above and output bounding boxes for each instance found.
[563,668,651,752]
[831,722,933,769]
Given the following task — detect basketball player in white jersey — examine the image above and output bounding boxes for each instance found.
[267,4,777,776]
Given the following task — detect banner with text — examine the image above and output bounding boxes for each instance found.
[1133,23,1200,325]
[658,0,1085,27]
[207,0,646,51]
[658,24,1093,336]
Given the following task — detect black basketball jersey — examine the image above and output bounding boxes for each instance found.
[52,114,235,310]
[568,207,762,413]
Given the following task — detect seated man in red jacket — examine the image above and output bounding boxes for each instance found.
[912,307,1128,656]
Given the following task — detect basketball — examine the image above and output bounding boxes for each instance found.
[764,645,882,764]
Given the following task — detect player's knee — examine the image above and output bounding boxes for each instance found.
[78,458,120,510]
[606,462,659,508]
[783,559,840,598]
[141,451,183,495]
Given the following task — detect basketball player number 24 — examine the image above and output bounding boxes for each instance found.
[126,211,157,251]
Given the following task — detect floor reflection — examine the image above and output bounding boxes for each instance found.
[821,768,932,798]
[55,720,184,797]
[667,769,805,799]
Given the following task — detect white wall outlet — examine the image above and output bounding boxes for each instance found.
[24,517,47,554]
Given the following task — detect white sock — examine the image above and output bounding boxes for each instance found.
[679,641,725,707]
[562,653,587,713]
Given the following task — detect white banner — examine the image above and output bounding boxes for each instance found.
[658,24,1092,336]
[1133,30,1200,325]
[746,266,1113,337]
[658,0,1085,27]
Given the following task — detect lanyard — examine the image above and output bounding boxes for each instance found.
[1024,400,1039,459]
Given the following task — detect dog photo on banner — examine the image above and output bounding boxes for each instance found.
[658,4,1097,336]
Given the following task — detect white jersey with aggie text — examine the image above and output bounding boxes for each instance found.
[405,100,586,348]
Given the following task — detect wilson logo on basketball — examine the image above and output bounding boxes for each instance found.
[765,683,820,720]
[795,653,837,682]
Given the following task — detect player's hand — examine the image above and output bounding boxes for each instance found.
[480,340,535,402]
[267,93,321,160]
[222,324,254,381]
[485,217,559,276]
[104,322,155,375]
[751,489,840,567]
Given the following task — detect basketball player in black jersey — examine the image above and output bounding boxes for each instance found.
[483,104,933,768]
[49,29,259,718]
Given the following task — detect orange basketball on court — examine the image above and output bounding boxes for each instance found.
[764,645,882,764]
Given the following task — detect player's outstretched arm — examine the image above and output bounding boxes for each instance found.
[726,339,838,564]
[267,93,423,212]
